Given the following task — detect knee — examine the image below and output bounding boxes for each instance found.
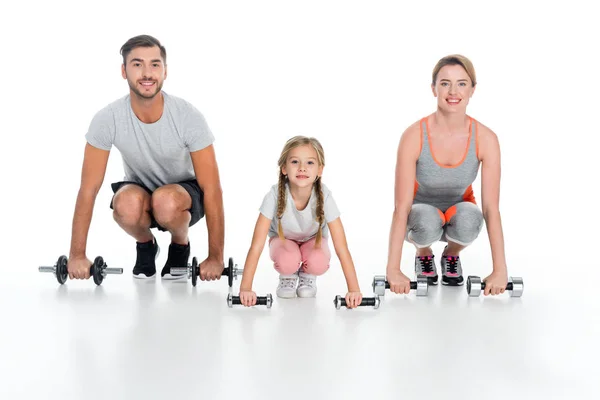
[112,190,148,226]
[445,203,484,242]
[274,252,302,275]
[152,187,187,224]
[271,241,302,275]
[406,204,444,247]
[302,252,330,275]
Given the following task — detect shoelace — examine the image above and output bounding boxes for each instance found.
[298,276,314,287]
[445,256,459,274]
[417,256,434,273]
[279,277,297,289]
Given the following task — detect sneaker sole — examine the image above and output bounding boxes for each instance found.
[161,273,187,280]
[442,278,464,286]
[133,273,156,279]
[424,276,439,285]
[276,291,297,299]
[296,290,317,298]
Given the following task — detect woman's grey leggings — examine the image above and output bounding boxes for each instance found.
[405,202,484,248]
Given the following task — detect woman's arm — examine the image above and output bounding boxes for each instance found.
[479,124,509,295]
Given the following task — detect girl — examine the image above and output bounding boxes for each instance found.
[239,136,363,308]
[386,54,509,296]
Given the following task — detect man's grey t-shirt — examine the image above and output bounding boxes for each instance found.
[85,91,214,191]
[259,182,341,243]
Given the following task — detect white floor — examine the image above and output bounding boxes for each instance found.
[2,238,597,400]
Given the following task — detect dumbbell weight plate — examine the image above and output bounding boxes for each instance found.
[508,277,524,297]
[228,257,234,287]
[92,256,105,286]
[466,276,482,296]
[57,255,68,285]
[191,257,198,287]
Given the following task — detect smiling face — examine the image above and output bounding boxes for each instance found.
[281,144,324,189]
[431,64,475,113]
[121,45,167,99]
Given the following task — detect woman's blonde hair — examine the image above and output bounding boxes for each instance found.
[276,136,326,247]
[432,54,477,87]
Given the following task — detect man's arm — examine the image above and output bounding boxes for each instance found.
[190,144,224,264]
[68,143,110,278]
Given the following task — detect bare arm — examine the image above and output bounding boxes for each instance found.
[190,144,224,263]
[69,143,110,259]
[328,217,360,292]
[239,214,272,291]
[386,123,421,274]
[479,125,507,272]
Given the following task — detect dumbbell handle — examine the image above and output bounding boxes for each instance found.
[338,297,378,307]
[38,265,122,274]
[98,267,123,275]
[169,267,189,275]
[229,295,270,306]
[170,265,242,277]
[384,281,418,290]
[479,282,514,291]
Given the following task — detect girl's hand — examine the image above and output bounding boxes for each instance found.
[344,292,363,309]
[239,290,257,306]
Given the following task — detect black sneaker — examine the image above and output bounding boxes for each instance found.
[441,247,464,286]
[161,242,191,280]
[133,237,160,279]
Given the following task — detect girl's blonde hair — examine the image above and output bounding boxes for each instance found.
[432,54,477,87]
[276,136,326,247]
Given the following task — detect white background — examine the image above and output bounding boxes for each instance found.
[1,1,599,399]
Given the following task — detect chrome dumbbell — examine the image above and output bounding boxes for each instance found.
[170,257,243,287]
[372,275,429,296]
[333,295,381,309]
[39,255,123,285]
[227,293,273,308]
[466,276,524,297]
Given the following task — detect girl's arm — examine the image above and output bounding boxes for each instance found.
[328,217,360,293]
[240,213,272,291]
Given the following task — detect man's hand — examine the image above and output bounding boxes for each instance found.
[199,257,224,281]
[67,257,92,280]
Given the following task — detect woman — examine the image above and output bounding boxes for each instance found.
[386,54,508,296]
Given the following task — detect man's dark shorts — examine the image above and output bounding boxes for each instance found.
[109,179,204,232]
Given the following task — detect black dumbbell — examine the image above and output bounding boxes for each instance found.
[372,275,429,296]
[227,293,273,308]
[333,295,381,309]
[170,257,243,287]
[39,255,123,285]
[466,276,524,297]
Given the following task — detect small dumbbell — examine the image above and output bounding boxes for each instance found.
[227,293,273,308]
[333,295,381,309]
[170,257,243,287]
[39,255,123,285]
[372,275,429,296]
[466,276,524,297]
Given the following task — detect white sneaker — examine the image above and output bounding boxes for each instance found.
[296,272,317,298]
[276,273,298,298]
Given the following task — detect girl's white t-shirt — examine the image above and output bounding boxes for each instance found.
[259,182,340,242]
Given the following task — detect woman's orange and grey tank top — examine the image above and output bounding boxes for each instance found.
[413,117,481,213]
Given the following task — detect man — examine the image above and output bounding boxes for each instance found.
[67,34,224,281]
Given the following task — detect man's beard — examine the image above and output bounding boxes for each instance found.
[128,79,163,100]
